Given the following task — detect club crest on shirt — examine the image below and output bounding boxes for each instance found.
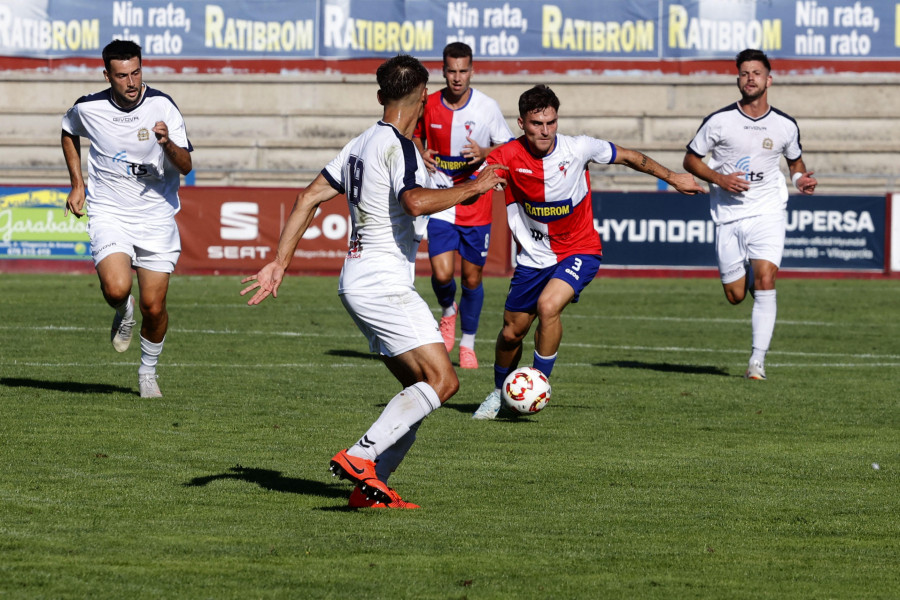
[138,128,150,141]
[762,137,773,150]
[464,121,475,136]
[558,160,571,176]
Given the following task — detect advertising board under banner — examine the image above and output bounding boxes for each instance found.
[0,187,91,261]
[594,192,886,272]
[0,186,888,276]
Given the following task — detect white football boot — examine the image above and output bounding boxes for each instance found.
[472,389,502,420]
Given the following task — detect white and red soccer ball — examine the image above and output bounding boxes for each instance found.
[502,367,551,414]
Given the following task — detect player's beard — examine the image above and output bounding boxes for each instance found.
[740,83,766,103]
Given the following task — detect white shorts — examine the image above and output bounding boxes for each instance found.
[88,216,181,273]
[716,212,786,284]
[339,288,443,357]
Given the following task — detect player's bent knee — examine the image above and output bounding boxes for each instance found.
[499,327,526,348]
[429,371,459,403]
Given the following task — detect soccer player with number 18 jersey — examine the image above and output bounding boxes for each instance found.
[472,85,703,420]
[241,55,507,507]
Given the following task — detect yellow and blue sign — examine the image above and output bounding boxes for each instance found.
[0,187,91,260]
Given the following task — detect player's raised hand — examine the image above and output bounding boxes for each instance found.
[669,172,705,195]
[463,136,486,164]
[421,148,437,174]
[474,163,508,193]
[795,171,817,195]
[152,121,170,145]
[240,261,286,306]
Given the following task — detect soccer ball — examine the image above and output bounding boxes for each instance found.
[502,367,551,414]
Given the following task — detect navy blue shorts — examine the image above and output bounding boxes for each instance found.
[427,219,491,267]
[504,254,602,313]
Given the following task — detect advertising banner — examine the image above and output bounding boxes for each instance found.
[0,186,885,275]
[594,192,887,272]
[175,186,512,276]
[0,186,91,261]
[2,0,898,62]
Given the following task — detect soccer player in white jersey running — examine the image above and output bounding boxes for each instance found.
[684,49,817,381]
[240,55,507,509]
[413,42,515,369]
[471,84,703,420]
[61,40,193,399]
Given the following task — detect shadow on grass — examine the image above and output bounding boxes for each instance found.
[594,361,730,376]
[441,402,540,422]
[0,376,133,395]
[325,349,382,361]
[184,465,349,500]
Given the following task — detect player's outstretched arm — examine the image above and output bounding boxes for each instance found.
[61,130,86,218]
[400,163,507,216]
[614,145,703,195]
[240,173,339,305]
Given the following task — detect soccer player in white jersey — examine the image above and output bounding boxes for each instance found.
[413,42,515,369]
[240,55,507,508]
[472,85,702,420]
[684,49,817,381]
[61,40,193,399]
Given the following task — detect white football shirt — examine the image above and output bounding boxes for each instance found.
[686,102,802,224]
[62,84,192,224]
[321,121,428,294]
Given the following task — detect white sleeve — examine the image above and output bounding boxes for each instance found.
[164,103,190,150]
[784,122,802,161]
[322,141,353,193]
[61,104,85,136]
[487,99,515,145]
[688,119,715,157]
[580,135,615,165]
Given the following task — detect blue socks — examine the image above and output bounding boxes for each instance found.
[459,283,484,335]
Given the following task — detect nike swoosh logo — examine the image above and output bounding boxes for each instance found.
[345,461,365,475]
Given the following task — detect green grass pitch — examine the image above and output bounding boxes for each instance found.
[1,273,898,598]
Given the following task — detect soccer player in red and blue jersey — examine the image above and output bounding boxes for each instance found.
[472,85,703,419]
[413,43,515,370]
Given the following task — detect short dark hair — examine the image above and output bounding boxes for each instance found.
[102,39,142,71]
[736,48,771,72]
[376,54,429,103]
[518,84,560,117]
[443,42,473,64]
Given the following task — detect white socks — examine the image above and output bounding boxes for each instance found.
[750,289,776,364]
[460,332,475,349]
[349,382,441,461]
[139,335,164,376]
[374,419,422,483]
[115,295,134,320]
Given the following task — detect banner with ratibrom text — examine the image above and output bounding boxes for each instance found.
[1,0,897,62]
